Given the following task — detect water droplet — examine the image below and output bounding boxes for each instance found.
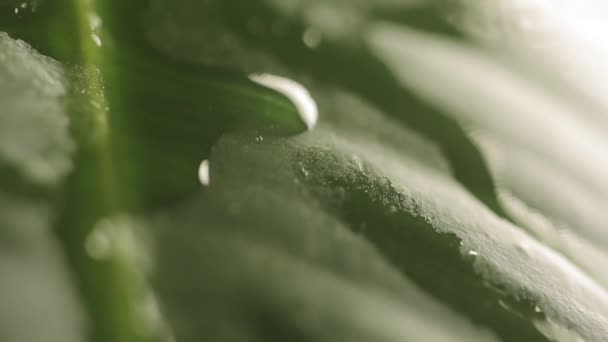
[534,305,542,313]
[497,298,516,314]
[299,161,309,178]
[256,135,264,142]
[198,159,210,186]
[378,177,391,188]
[303,27,322,48]
[91,34,102,47]
[249,73,318,130]
[467,250,479,256]
[14,7,19,14]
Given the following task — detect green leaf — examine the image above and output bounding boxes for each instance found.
[147,87,608,342]
[2,1,608,342]
[366,21,608,287]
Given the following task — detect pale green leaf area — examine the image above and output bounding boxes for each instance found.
[367,22,608,288]
[148,86,608,341]
[0,32,73,187]
[0,33,84,342]
[2,1,608,342]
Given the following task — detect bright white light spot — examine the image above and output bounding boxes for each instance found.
[249,73,318,130]
[91,34,102,47]
[198,159,210,186]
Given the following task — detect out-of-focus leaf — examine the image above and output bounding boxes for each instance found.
[366,22,608,287]
[0,32,85,342]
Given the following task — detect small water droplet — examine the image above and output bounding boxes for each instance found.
[256,135,264,142]
[534,305,542,313]
[498,298,512,311]
[467,250,479,256]
[249,73,318,130]
[14,7,19,14]
[198,160,210,186]
[91,34,102,47]
[299,161,309,178]
[303,27,322,48]
[379,177,391,187]
[352,155,364,171]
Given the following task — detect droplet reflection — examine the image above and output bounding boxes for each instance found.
[249,73,319,130]
[198,159,210,186]
[91,34,102,47]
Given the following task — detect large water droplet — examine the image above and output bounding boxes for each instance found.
[249,73,318,130]
[198,159,210,186]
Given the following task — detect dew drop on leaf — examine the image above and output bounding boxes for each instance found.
[198,159,210,186]
[91,34,102,47]
[249,73,318,130]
